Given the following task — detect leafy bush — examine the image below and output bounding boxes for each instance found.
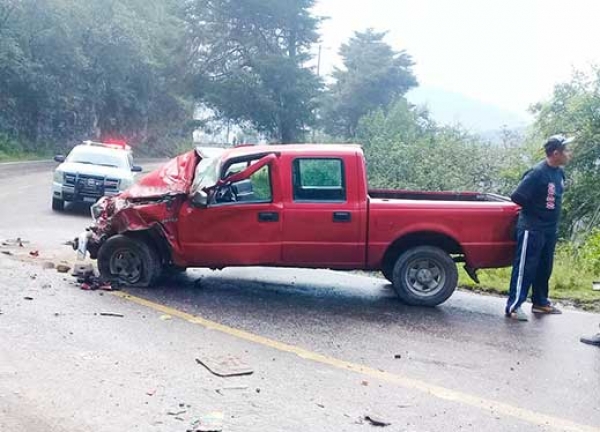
[578,229,600,274]
[459,239,600,308]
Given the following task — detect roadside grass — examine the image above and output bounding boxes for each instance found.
[458,249,600,311]
[0,135,52,162]
[0,151,48,162]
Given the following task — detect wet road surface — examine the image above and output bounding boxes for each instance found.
[1,161,599,432]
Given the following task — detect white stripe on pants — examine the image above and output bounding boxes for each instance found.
[510,230,529,312]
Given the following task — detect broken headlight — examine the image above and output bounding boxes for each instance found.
[90,197,107,222]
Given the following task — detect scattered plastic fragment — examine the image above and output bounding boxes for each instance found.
[188,412,224,432]
[364,414,391,427]
[195,355,253,377]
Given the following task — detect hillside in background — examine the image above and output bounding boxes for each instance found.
[407,86,531,133]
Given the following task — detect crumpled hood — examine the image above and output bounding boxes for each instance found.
[121,150,199,200]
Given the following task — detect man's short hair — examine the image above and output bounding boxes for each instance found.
[544,135,574,156]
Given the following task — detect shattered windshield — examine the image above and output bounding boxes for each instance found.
[191,154,221,195]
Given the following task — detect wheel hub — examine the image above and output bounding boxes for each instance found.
[110,249,142,283]
[416,268,433,284]
[405,258,445,296]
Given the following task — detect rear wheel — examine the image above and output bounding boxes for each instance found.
[52,198,64,211]
[391,246,458,306]
[97,235,161,287]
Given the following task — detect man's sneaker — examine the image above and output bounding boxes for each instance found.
[531,304,562,314]
[580,333,600,347]
[505,308,529,321]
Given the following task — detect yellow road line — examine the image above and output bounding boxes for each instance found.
[113,291,598,432]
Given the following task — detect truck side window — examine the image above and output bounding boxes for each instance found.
[292,158,346,202]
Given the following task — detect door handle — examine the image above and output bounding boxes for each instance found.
[332,211,351,222]
[258,211,279,222]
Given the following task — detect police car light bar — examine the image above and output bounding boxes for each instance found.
[83,140,131,151]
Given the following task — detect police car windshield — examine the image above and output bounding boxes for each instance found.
[66,147,128,169]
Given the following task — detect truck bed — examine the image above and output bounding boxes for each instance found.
[368,189,511,202]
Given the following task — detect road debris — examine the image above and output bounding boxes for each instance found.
[81,279,113,291]
[78,272,113,291]
[23,296,34,301]
[72,263,94,277]
[98,312,124,318]
[195,355,254,377]
[188,411,224,432]
[56,263,71,273]
[215,385,248,395]
[29,250,39,257]
[2,237,26,247]
[364,414,391,427]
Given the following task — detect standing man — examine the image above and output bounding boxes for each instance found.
[505,135,573,321]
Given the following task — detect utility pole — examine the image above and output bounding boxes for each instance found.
[317,44,322,77]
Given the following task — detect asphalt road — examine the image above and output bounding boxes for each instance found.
[0,160,599,432]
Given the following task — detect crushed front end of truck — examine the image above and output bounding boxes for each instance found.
[73,149,201,262]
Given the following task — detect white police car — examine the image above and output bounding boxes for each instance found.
[51,140,142,211]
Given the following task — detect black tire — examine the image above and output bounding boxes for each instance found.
[381,260,394,283]
[52,198,64,211]
[391,246,458,306]
[97,234,162,287]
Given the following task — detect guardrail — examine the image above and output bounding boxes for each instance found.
[0,158,164,180]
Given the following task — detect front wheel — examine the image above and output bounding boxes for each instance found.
[97,235,162,287]
[391,246,458,306]
[52,198,64,211]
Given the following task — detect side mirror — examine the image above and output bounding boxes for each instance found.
[54,155,65,163]
[191,191,208,208]
[131,165,143,172]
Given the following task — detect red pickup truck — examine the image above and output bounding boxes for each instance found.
[79,144,518,306]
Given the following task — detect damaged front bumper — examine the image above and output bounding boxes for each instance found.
[72,229,104,260]
[72,196,118,260]
[74,231,90,260]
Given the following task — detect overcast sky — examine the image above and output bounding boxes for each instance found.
[312,0,600,117]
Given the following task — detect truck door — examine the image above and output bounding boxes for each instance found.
[178,154,282,267]
[281,155,366,268]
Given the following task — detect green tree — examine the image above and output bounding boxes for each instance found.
[0,0,190,154]
[321,29,417,139]
[186,0,322,143]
